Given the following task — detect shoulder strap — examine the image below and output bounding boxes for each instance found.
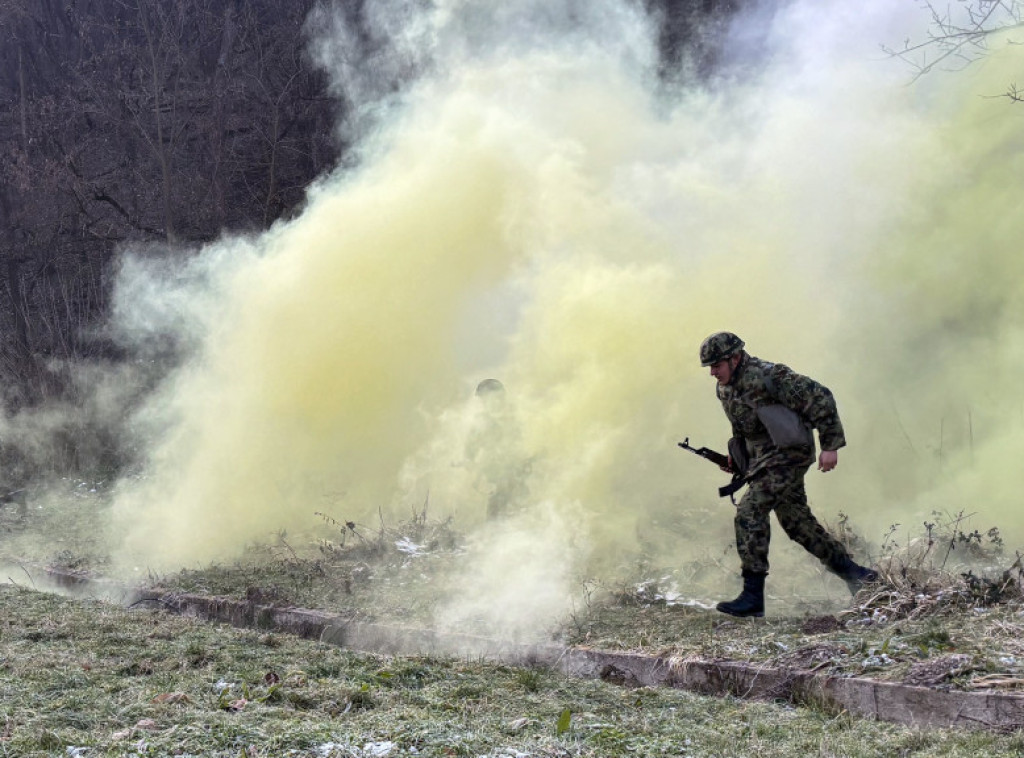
[762,363,777,400]
[717,359,779,405]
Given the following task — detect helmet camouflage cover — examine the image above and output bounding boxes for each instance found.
[475,378,505,396]
[699,332,745,366]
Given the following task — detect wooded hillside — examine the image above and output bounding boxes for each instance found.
[0,0,746,476]
[0,0,337,402]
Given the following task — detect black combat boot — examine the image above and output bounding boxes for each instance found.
[830,557,879,596]
[716,570,766,618]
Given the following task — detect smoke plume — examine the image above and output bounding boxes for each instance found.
[94,0,1024,627]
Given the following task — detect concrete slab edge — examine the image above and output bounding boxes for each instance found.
[23,569,1022,732]
[139,588,1023,733]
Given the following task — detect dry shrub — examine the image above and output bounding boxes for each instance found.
[840,510,1024,623]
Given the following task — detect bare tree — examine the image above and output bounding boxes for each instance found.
[0,0,337,417]
[883,0,1023,101]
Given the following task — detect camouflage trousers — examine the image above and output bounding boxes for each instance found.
[734,465,851,575]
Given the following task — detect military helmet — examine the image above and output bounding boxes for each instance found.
[475,378,505,396]
[699,332,745,366]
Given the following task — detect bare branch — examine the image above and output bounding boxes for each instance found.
[882,0,1024,80]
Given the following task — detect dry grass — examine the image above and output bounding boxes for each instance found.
[2,485,1024,704]
[3,584,1024,757]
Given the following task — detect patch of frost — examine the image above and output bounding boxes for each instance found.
[395,537,424,556]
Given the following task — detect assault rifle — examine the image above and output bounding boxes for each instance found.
[677,437,746,500]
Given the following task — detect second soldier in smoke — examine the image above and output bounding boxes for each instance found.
[699,332,877,618]
[466,379,531,519]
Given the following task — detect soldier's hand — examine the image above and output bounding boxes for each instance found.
[720,456,733,473]
[818,450,838,472]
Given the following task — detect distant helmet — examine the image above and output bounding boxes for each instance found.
[699,332,745,366]
[475,378,505,396]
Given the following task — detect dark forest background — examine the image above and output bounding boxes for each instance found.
[0,0,747,481]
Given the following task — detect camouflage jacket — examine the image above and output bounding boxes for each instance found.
[716,354,846,476]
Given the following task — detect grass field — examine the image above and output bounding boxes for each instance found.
[3,481,1024,756]
[4,585,1024,758]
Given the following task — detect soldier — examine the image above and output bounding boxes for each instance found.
[467,379,530,518]
[699,331,877,618]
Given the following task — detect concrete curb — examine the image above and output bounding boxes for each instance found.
[142,589,1024,732]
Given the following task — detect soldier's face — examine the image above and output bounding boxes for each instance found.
[709,355,740,384]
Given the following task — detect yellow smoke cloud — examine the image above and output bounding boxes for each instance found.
[106,0,1024,622]
[112,95,531,567]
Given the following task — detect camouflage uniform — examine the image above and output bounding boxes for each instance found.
[468,379,531,518]
[717,353,853,575]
